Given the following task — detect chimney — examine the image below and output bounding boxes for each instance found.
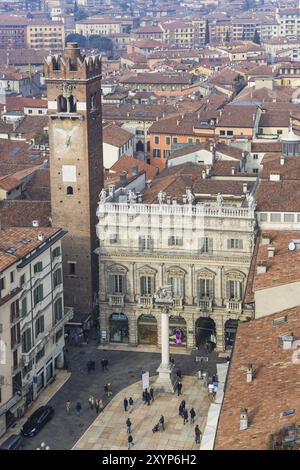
[109,184,115,197]
[257,263,267,274]
[240,408,249,431]
[37,232,44,242]
[146,179,152,188]
[137,193,143,203]
[246,364,253,383]
[206,166,210,176]
[231,166,235,175]
[267,245,275,257]
[166,195,171,204]
[243,183,248,193]
[202,170,206,179]
[261,236,270,245]
[282,333,294,350]
[120,171,128,187]
[280,156,285,165]
[132,165,138,176]
[32,220,39,227]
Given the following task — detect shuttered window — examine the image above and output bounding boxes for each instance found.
[199,237,213,253]
[226,280,242,300]
[197,279,213,298]
[140,276,154,295]
[227,239,243,250]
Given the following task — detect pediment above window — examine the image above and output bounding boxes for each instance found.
[106,263,128,274]
[225,269,245,281]
[196,268,216,279]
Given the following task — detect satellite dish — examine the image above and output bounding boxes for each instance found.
[289,241,296,251]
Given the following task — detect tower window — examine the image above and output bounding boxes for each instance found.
[68,262,76,276]
[69,95,77,112]
[67,186,73,195]
[57,95,67,112]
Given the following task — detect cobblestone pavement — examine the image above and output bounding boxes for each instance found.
[15,331,224,450]
[73,375,211,451]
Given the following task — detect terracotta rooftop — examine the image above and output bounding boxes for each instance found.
[102,124,134,148]
[0,200,51,228]
[217,104,259,128]
[256,179,300,212]
[215,306,300,450]
[120,72,192,85]
[110,155,158,181]
[249,230,300,293]
[261,154,300,180]
[0,226,61,273]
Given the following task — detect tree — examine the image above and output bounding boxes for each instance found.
[253,29,261,45]
[34,131,49,145]
[205,20,210,45]
[88,35,113,52]
[65,33,87,48]
[234,74,247,94]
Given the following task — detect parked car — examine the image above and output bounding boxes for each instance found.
[21,406,54,437]
[0,434,24,450]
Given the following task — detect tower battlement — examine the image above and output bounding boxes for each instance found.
[44,42,102,81]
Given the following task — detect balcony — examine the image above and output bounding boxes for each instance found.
[138,295,153,308]
[226,299,242,313]
[197,297,213,311]
[108,294,125,307]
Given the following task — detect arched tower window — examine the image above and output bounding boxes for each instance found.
[67,186,74,195]
[69,95,77,113]
[57,95,67,112]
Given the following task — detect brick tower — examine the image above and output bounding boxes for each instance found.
[44,43,103,315]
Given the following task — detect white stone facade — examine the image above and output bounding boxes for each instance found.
[96,195,256,352]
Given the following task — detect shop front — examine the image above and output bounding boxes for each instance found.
[109,313,129,343]
[169,316,187,347]
[138,314,158,345]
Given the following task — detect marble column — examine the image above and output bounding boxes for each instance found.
[155,308,177,393]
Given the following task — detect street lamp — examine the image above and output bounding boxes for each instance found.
[36,442,50,450]
[154,286,178,393]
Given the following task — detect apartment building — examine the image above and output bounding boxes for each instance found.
[27,21,64,50]
[0,15,28,49]
[159,19,207,47]
[276,8,300,38]
[75,17,135,37]
[96,164,256,353]
[0,226,73,437]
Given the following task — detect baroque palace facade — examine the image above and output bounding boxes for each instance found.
[96,184,256,352]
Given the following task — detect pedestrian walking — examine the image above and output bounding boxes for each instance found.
[183,409,188,425]
[128,397,134,413]
[195,425,202,444]
[66,400,71,415]
[150,387,154,402]
[95,399,100,414]
[126,418,132,434]
[181,399,186,410]
[159,415,165,431]
[128,434,134,449]
[145,391,151,406]
[190,407,196,424]
[99,399,104,413]
[88,396,95,409]
[124,397,129,412]
[176,369,182,379]
[177,381,182,396]
[75,401,82,417]
[104,384,108,395]
[142,390,146,403]
[107,383,112,397]
[179,403,184,417]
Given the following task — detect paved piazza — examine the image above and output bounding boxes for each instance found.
[73,375,211,450]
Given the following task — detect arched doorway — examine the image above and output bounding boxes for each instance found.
[136,140,144,152]
[109,313,129,343]
[195,317,216,349]
[138,314,157,345]
[225,319,239,350]
[169,316,187,347]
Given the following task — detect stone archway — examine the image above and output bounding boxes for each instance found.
[195,317,216,349]
[169,316,187,347]
[136,140,144,152]
[225,318,239,350]
[137,314,157,345]
[109,312,129,343]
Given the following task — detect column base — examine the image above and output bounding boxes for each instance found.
[155,364,178,393]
